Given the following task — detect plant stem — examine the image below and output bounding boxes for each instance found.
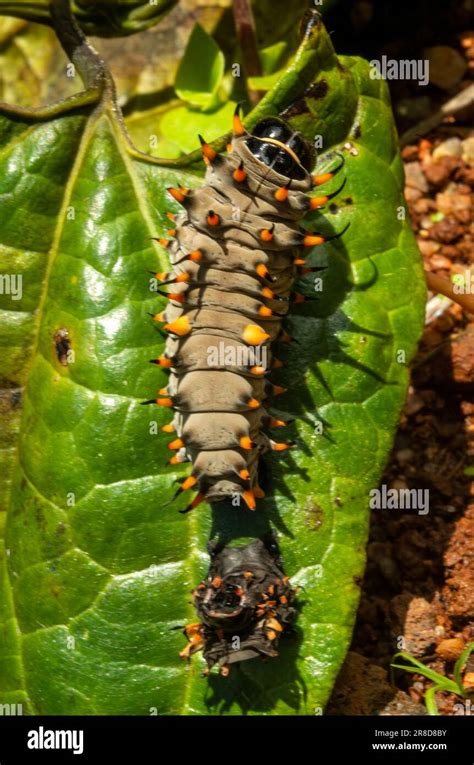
[425,269,474,314]
[232,0,263,106]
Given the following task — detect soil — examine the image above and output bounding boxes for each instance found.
[326,18,473,716]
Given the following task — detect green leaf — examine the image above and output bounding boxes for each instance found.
[454,641,474,693]
[260,41,288,75]
[424,685,441,716]
[391,653,459,694]
[175,23,225,110]
[159,100,236,154]
[0,12,425,714]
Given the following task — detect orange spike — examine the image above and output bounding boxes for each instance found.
[155,271,168,282]
[167,228,176,237]
[233,163,247,183]
[181,475,197,491]
[266,617,283,632]
[294,258,306,265]
[309,195,329,209]
[211,576,222,588]
[175,272,190,283]
[260,228,273,242]
[168,438,184,450]
[266,629,277,641]
[303,234,324,247]
[292,292,305,303]
[280,595,288,604]
[187,492,206,511]
[239,436,254,450]
[247,398,260,409]
[242,490,256,510]
[274,186,289,202]
[157,397,174,407]
[167,292,185,303]
[189,250,202,262]
[184,623,201,636]
[198,135,217,162]
[256,263,269,279]
[269,417,286,427]
[166,212,175,221]
[207,210,220,226]
[239,468,250,481]
[258,306,272,317]
[312,171,333,186]
[242,324,270,346]
[271,358,284,369]
[161,422,175,433]
[158,238,170,247]
[153,312,165,322]
[272,442,291,451]
[159,387,168,395]
[261,287,274,299]
[226,143,233,153]
[254,485,265,498]
[167,187,187,204]
[233,104,245,136]
[169,454,185,464]
[272,385,287,396]
[164,316,191,336]
[249,365,266,376]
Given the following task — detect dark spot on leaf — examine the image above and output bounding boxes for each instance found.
[281,98,310,118]
[11,389,22,407]
[352,123,362,139]
[305,498,324,530]
[54,328,71,366]
[305,80,329,100]
[56,522,66,536]
[334,497,343,507]
[329,203,338,214]
[344,197,353,205]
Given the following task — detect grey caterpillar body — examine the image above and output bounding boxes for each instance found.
[150,109,344,512]
[146,109,346,673]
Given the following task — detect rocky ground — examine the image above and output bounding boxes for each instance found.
[327,28,473,716]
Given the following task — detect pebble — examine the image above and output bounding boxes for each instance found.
[462,136,474,165]
[396,448,415,463]
[424,46,467,90]
[405,161,429,192]
[430,254,453,270]
[463,672,474,691]
[423,156,460,186]
[429,218,464,243]
[433,137,463,160]
[417,239,440,258]
[405,387,425,416]
[436,190,471,218]
[435,637,465,661]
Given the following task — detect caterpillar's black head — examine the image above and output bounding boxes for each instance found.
[246,117,315,180]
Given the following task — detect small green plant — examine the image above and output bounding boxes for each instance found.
[391,642,474,716]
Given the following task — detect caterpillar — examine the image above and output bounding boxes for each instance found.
[145,107,346,513]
